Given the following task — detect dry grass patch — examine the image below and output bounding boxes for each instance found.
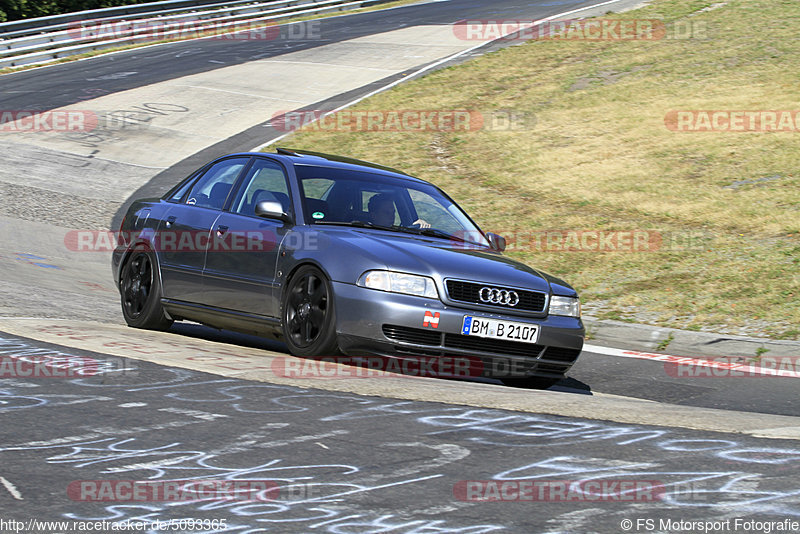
[264,0,800,339]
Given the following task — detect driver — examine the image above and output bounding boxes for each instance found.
[368,193,430,228]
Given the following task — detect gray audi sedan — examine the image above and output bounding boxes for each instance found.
[113,149,584,386]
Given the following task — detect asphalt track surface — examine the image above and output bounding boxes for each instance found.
[567,352,800,418]
[1,332,800,532]
[2,0,800,530]
[1,0,617,111]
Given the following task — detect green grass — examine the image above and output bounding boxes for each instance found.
[655,333,675,351]
[261,0,800,339]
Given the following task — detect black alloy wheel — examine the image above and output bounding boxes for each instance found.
[120,247,173,330]
[282,265,339,357]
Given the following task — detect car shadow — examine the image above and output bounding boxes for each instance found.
[169,321,287,351]
[544,377,593,395]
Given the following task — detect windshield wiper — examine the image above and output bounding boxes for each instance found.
[400,226,486,246]
[314,220,404,232]
[418,227,481,245]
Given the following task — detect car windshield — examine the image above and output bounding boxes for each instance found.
[296,165,490,247]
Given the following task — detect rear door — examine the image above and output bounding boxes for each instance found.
[157,156,250,303]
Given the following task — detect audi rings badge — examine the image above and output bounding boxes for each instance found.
[479,287,519,307]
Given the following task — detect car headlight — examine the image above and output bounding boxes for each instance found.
[548,295,580,317]
[358,270,439,299]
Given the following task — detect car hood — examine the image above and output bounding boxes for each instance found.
[320,228,572,295]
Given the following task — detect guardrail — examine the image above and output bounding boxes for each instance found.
[0,0,389,69]
[0,0,229,36]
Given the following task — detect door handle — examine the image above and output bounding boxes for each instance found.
[216,225,229,236]
[165,215,176,228]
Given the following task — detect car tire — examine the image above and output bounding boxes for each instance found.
[281,265,340,357]
[119,246,173,331]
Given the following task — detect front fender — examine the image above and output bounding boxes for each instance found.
[277,226,388,285]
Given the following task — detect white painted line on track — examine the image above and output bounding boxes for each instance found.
[251,0,635,151]
[583,343,800,379]
[0,476,23,500]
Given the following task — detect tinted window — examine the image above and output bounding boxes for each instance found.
[300,178,335,222]
[363,190,398,226]
[185,157,249,210]
[167,176,195,202]
[231,159,291,217]
[295,165,489,246]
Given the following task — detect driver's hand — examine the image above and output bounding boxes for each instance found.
[413,219,431,228]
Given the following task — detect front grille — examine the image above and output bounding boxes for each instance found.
[443,333,545,358]
[382,325,441,346]
[445,280,546,312]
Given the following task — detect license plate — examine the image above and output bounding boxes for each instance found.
[461,316,540,344]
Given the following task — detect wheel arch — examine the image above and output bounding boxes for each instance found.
[280,259,335,308]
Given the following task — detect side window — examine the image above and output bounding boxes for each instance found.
[363,190,398,225]
[304,178,334,200]
[232,159,291,217]
[167,175,196,203]
[185,157,249,210]
[300,178,335,223]
[408,189,463,233]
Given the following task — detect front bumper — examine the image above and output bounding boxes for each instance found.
[332,281,584,380]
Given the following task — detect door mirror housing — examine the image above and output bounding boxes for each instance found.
[254,200,292,223]
[486,232,506,252]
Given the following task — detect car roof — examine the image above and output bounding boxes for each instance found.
[223,148,430,185]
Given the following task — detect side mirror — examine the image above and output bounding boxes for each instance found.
[255,200,292,223]
[486,232,506,252]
